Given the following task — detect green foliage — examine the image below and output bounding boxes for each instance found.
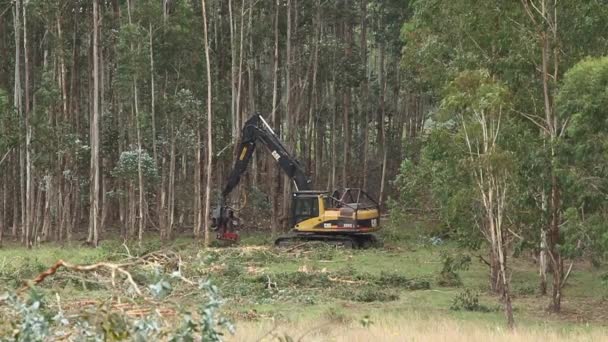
[3,291,51,342]
[247,186,271,212]
[561,208,608,265]
[437,252,471,287]
[450,288,491,312]
[112,149,160,184]
[557,57,608,264]
[391,127,481,248]
[170,281,235,342]
[1,279,234,342]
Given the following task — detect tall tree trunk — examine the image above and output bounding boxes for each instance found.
[342,7,352,188]
[247,0,256,187]
[194,126,202,238]
[360,0,369,189]
[201,0,213,247]
[12,154,18,239]
[378,45,387,206]
[88,0,101,247]
[0,173,5,246]
[521,0,563,311]
[269,0,280,236]
[282,0,292,225]
[23,0,32,248]
[229,0,237,142]
[13,0,22,243]
[149,23,158,164]
[539,221,548,295]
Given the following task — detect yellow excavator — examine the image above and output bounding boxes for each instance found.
[211,113,381,248]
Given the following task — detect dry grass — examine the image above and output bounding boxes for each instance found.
[230,316,607,342]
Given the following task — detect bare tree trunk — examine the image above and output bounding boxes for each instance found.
[282,0,292,224]
[12,154,19,239]
[0,173,5,246]
[539,223,548,295]
[229,0,237,142]
[236,0,245,135]
[269,0,280,236]
[194,126,202,238]
[360,0,369,189]
[202,0,213,247]
[378,46,387,206]
[342,10,352,188]
[247,0,256,187]
[23,0,33,248]
[135,89,145,243]
[330,83,337,191]
[149,23,158,164]
[88,0,101,247]
[168,133,176,237]
[13,0,22,243]
[307,0,320,182]
[521,0,563,311]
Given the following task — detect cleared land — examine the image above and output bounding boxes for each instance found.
[0,225,606,340]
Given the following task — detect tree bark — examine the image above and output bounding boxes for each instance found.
[360,0,369,189]
[282,0,292,224]
[269,0,280,236]
[88,0,101,247]
[202,0,213,247]
[23,0,33,248]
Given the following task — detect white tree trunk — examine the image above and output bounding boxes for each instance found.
[89,0,101,247]
[201,0,213,247]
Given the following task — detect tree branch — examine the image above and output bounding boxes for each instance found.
[21,259,143,296]
[0,148,13,168]
[560,261,574,289]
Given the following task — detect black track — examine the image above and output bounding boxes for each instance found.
[274,232,380,249]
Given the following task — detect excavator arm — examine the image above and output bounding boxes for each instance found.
[211,113,312,241]
[221,114,311,200]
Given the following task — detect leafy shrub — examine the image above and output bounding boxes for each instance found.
[450,288,491,312]
[3,290,52,342]
[373,272,431,290]
[271,272,332,288]
[437,252,471,287]
[352,287,399,302]
[0,279,234,341]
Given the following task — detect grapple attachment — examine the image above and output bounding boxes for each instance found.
[210,205,241,242]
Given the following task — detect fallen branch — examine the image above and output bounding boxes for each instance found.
[327,276,367,285]
[283,243,306,253]
[21,259,143,296]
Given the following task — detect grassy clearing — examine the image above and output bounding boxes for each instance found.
[0,225,607,339]
[232,315,607,342]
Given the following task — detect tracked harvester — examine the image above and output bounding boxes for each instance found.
[211,113,381,248]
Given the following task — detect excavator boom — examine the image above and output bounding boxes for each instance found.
[221,114,311,200]
[212,113,311,241]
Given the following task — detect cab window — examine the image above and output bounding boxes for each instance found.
[293,198,319,224]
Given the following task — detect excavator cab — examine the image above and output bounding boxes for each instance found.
[291,191,325,226]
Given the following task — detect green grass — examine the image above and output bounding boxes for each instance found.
[0,227,607,334]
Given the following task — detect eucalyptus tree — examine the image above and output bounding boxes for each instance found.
[557,57,608,271]
[442,70,516,328]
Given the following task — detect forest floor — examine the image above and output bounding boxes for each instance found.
[0,223,607,340]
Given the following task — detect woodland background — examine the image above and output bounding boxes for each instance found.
[1,0,608,323]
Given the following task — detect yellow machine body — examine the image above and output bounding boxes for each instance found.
[290,190,381,234]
